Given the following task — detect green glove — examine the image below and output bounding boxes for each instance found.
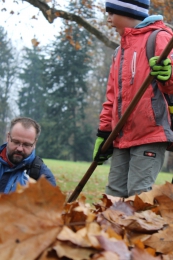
[93,135,113,165]
[149,56,171,81]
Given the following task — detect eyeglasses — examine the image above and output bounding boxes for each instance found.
[9,134,36,149]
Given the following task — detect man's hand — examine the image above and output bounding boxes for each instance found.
[93,135,113,165]
[149,56,171,81]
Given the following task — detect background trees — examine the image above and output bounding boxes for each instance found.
[18,47,48,122]
[0,26,18,143]
[1,0,173,170]
[37,0,96,161]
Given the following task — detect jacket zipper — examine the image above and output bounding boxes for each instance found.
[130,51,137,85]
[9,176,18,192]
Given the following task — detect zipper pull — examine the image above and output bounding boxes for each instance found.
[131,51,137,85]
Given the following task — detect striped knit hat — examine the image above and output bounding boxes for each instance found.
[105,0,150,21]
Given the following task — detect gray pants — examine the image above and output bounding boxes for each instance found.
[105,142,167,197]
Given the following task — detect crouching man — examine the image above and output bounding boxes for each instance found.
[0,117,56,193]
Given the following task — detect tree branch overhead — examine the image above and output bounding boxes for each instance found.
[23,0,119,49]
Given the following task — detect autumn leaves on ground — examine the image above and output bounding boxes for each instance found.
[0,177,173,260]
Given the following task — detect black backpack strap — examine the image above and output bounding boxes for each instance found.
[27,156,43,180]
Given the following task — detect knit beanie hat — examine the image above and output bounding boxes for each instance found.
[105,0,150,21]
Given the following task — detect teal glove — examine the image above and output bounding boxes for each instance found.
[149,56,171,81]
[93,132,113,165]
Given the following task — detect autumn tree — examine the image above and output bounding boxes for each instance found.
[2,0,173,51]
[1,0,119,50]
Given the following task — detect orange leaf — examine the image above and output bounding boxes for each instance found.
[131,246,161,260]
[75,42,81,50]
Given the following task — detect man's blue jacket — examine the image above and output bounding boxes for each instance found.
[0,143,56,193]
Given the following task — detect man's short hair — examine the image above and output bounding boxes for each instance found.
[9,117,41,139]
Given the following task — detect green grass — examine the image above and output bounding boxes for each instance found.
[43,159,173,204]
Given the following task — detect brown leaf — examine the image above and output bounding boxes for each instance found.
[144,226,173,254]
[57,226,92,247]
[127,183,173,205]
[97,212,124,237]
[154,195,173,224]
[63,196,94,232]
[31,38,40,47]
[0,227,61,260]
[86,222,105,249]
[0,178,65,244]
[63,204,87,232]
[105,194,122,204]
[111,200,135,216]
[93,194,113,213]
[120,210,166,232]
[131,195,158,212]
[100,200,134,225]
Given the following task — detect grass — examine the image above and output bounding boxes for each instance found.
[43,159,173,204]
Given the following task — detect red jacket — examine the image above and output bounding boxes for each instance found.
[99,21,173,149]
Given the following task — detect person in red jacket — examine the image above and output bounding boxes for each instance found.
[93,0,173,198]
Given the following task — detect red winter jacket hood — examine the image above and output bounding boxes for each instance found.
[99,21,173,149]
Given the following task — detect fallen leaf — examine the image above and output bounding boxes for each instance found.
[154,195,173,224]
[144,226,173,254]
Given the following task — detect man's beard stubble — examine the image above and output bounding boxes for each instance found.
[8,151,26,165]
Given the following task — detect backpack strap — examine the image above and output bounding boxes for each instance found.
[146,29,173,126]
[146,29,163,60]
[27,156,43,180]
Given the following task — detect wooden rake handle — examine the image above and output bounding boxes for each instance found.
[67,36,173,203]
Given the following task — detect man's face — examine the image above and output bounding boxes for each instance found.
[6,123,37,164]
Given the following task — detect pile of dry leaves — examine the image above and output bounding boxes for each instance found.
[0,177,173,260]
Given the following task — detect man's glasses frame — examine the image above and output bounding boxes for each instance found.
[9,134,36,149]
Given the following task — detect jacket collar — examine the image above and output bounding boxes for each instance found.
[135,15,163,29]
